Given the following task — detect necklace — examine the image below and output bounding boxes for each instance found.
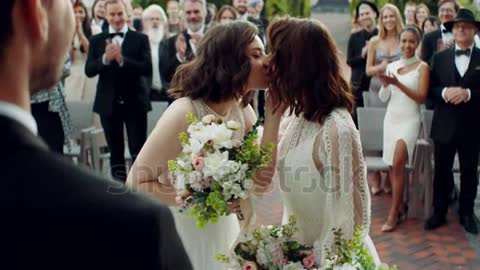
[199,100,232,119]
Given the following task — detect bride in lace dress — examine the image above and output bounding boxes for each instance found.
[265,17,381,266]
[127,21,282,269]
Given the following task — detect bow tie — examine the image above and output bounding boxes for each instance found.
[455,48,471,56]
[109,32,124,38]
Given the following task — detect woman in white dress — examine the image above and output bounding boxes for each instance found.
[377,26,429,232]
[127,21,282,269]
[265,17,380,266]
[64,2,98,102]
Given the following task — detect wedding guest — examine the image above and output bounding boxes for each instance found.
[65,1,97,102]
[85,0,152,182]
[31,56,73,154]
[347,0,378,121]
[366,3,403,108]
[404,1,417,26]
[366,3,403,195]
[214,5,239,24]
[421,0,459,65]
[378,26,429,232]
[143,4,172,104]
[128,21,280,269]
[0,1,191,269]
[424,9,480,235]
[160,0,208,87]
[133,4,143,20]
[166,0,182,37]
[423,16,441,35]
[91,0,108,33]
[415,3,430,34]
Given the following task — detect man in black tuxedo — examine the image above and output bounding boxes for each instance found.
[424,9,480,235]
[1,0,191,269]
[86,0,152,182]
[160,0,207,87]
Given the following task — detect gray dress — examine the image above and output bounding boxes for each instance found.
[368,47,401,107]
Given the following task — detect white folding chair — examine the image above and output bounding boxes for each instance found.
[64,101,95,165]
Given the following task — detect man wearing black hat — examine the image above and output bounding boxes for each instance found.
[347,0,378,125]
[425,8,480,235]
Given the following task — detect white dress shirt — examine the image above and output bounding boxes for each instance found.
[441,24,454,46]
[441,43,474,102]
[0,101,37,135]
[150,41,163,91]
[102,24,129,66]
[176,25,205,63]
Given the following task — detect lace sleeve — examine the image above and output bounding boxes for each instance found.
[313,114,371,263]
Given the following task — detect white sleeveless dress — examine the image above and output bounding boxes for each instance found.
[379,60,422,166]
[170,98,242,270]
[276,108,380,266]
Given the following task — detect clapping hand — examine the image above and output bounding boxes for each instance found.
[378,72,398,87]
[105,39,122,64]
[175,34,187,61]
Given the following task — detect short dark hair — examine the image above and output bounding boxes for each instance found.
[169,21,258,107]
[422,16,440,32]
[105,0,127,12]
[0,0,15,57]
[266,17,355,123]
[438,0,460,12]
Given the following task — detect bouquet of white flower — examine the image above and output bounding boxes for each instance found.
[216,216,398,270]
[168,113,273,228]
[216,216,320,270]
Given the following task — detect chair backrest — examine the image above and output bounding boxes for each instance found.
[66,101,94,140]
[356,107,387,151]
[148,101,168,135]
[422,109,434,139]
[362,92,370,107]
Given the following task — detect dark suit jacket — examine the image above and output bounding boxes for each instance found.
[1,115,192,270]
[85,30,152,116]
[429,47,480,144]
[347,28,378,94]
[421,29,442,65]
[159,30,198,87]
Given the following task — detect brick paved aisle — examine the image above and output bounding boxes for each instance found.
[254,11,480,270]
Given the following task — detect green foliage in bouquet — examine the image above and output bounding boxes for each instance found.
[323,227,397,270]
[169,113,274,229]
[216,216,315,269]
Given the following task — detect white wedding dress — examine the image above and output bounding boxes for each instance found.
[275,108,381,266]
[170,98,242,270]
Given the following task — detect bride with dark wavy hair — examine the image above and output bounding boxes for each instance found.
[265,16,381,266]
[127,21,283,269]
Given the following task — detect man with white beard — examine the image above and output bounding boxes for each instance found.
[142,5,171,103]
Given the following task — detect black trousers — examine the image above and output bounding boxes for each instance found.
[31,101,64,154]
[100,103,147,182]
[433,137,480,216]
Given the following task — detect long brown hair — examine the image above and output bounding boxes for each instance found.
[169,21,258,106]
[266,17,354,124]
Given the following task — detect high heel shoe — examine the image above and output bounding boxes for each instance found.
[371,186,383,196]
[381,205,409,232]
